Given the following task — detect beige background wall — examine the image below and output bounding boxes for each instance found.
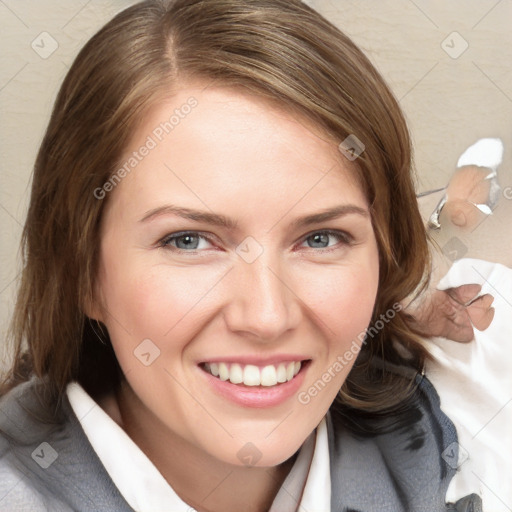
[1,0,511,361]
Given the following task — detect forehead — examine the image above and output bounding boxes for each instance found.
[105,83,368,221]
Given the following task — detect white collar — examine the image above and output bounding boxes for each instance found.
[67,382,330,511]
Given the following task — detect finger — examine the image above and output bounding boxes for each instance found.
[467,294,495,331]
[446,284,482,306]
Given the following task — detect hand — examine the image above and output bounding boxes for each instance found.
[411,284,495,342]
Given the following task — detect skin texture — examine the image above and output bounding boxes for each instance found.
[411,284,495,343]
[88,84,380,511]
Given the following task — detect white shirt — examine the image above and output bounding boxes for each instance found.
[67,383,331,512]
[424,258,512,512]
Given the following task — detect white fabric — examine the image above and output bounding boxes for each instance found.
[270,415,330,512]
[456,138,503,171]
[424,258,512,512]
[299,416,330,512]
[67,383,331,512]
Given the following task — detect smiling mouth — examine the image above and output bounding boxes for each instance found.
[200,360,310,387]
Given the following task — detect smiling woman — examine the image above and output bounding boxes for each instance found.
[0,1,481,511]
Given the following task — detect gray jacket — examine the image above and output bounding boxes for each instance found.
[0,375,482,511]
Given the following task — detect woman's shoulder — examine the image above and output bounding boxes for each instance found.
[0,378,132,511]
[0,377,65,468]
[327,373,482,512]
[0,378,70,509]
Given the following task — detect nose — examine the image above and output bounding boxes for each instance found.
[223,255,302,342]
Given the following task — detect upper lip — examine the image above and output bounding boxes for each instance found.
[198,355,311,366]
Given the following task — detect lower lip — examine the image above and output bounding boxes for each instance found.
[199,361,310,408]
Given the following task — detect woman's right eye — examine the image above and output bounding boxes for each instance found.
[159,232,215,252]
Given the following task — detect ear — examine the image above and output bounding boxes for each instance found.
[82,284,105,323]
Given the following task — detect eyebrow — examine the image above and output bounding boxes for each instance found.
[288,204,369,229]
[139,204,369,229]
[139,205,239,229]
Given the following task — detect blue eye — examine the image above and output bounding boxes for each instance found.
[160,232,213,251]
[301,230,352,250]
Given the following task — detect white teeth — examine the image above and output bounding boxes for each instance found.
[218,362,229,381]
[204,361,304,387]
[230,363,243,384]
[276,364,287,383]
[243,365,261,386]
[209,362,219,377]
[260,365,277,387]
[286,362,295,381]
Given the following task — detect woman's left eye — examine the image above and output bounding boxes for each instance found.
[159,232,214,251]
[299,230,353,250]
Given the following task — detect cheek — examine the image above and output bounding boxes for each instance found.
[295,261,378,408]
[130,266,231,322]
[97,254,228,346]
[301,262,379,344]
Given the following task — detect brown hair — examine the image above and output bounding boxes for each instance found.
[2,0,430,412]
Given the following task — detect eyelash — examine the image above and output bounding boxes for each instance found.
[157,229,354,254]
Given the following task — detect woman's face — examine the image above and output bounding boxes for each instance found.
[92,84,379,468]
